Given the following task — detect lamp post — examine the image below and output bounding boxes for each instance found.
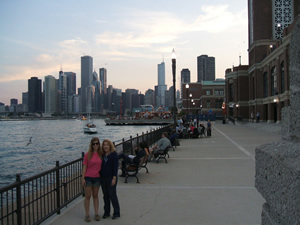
[186,83,189,116]
[236,103,239,118]
[171,49,177,128]
[189,93,192,122]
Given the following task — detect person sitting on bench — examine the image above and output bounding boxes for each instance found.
[118,142,147,177]
[150,132,171,159]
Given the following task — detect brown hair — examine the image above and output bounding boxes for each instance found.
[87,137,103,160]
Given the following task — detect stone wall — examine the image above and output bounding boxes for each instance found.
[255,15,300,225]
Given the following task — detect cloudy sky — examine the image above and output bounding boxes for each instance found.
[0,0,248,105]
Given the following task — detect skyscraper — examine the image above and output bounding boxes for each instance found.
[157,61,167,107]
[180,69,191,100]
[58,71,67,113]
[81,55,93,112]
[64,72,76,96]
[99,68,107,112]
[144,89,155,106]
[197,55,215,82]
[28,77,42,113]
[44,75,57,114]
[181,69,191,83]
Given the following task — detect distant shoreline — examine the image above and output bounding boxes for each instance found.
[0,116,107,121]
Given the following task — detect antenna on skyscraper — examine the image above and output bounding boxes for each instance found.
[162,54,164,62]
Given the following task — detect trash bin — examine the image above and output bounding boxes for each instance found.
[223,119,225,124]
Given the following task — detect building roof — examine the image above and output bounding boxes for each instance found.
[202,80,225,86]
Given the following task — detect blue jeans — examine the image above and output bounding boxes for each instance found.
[85,177,101,187]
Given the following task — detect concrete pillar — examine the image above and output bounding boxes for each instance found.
[255,17,300,224]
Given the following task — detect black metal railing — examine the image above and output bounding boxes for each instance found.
[0,125,171,225]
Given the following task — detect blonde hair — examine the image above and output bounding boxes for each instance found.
[102,139,116,154]
[87,137,103,160]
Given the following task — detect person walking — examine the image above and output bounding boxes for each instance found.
[100,139,120,220]
[256,111,260,123]
[82,137,103,222]
[251,112,254,123]
[207,120,212,137]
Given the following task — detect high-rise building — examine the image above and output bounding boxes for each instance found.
[58,71,67,113]
[44,75,57,114]
[144,89,155,106]
[181,69,190,83]
[86,85,95,113]
[111,88,122,115]
[180,69,191,99]
[157,61,167,107]
[64,72,76,96]
[197,55,215,82]
[124,89,138,111]
[81,55,93,112]
[10,99,18,106]
[99,68,107,112]
[28,77,42,113]
[93,70,98,81]
[22,92,28,112]
[92,80,101,112]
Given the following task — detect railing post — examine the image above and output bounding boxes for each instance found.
[81,152,85,197]
[16,174,22,225]
[130,136,133,155]
[56,161,61,214]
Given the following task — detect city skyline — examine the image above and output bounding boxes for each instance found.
[0,0,248,105]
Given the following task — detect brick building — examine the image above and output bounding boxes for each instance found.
[182,80,225,118]
[225,1,300,122]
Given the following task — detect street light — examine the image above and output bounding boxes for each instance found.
[236,103,239,118]
[189,93,192,120]
[186,83,189,116]
[171,48,177,128]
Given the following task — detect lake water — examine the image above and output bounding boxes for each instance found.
[0,119,160,188]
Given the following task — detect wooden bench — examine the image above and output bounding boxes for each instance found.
[155,146,171,163]
[124,156,149,183]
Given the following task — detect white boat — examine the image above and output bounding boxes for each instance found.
[83,121,97,133]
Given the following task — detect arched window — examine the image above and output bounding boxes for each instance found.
[263,72,268,98]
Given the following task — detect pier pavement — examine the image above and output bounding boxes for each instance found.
[43,121,281,225]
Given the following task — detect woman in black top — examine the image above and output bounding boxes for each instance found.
[118,141,147,177]
[100,139,120,220]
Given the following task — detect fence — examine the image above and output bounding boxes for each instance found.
[0,125,171,225]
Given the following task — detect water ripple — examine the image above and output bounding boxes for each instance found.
[0,119,160,188]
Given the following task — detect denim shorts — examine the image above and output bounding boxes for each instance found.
[85,177,101,187]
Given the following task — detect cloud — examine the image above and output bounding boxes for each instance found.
[93,4,247,57]
[36,54,53,62]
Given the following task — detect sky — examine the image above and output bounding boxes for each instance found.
[0,0,248,105]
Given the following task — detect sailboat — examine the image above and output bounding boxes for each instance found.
[83,101,97,133]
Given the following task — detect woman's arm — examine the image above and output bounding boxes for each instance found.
[82,164,87,186]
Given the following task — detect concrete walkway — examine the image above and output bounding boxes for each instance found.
[43,122,281,225]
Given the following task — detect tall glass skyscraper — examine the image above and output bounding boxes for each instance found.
[157,61,167,107]
[81,56,93,112]
[44,75,57,114]
[197,55,215,82]
[99,68,107,112]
